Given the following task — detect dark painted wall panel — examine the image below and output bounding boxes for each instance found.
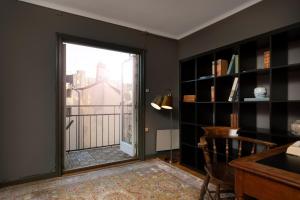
[179,0,300,59]
[0,0,178,183]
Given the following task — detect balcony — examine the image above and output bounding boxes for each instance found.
[65,105,134,170]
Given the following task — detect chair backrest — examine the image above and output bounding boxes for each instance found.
[199,126,276,174]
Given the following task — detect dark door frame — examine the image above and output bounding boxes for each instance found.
[56,33,146,176]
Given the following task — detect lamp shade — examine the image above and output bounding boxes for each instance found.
[161,95,173,110]
[151,96,163,110]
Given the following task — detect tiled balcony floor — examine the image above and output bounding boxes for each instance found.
[64,145,133,171]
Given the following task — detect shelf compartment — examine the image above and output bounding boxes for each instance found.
[287,102,300,135]
[272,26,300,67]
[240,37,270,72]
[239,71,270,101]
[271,102,300,137]
[180,144,196,168]
[271,66,300,101]
[181,103,196,123]
[215,103,233,126]
[197,53,214,78]
[215,75,235,102]
[180,124,197,147]
[196,78,214,102]
[270,102,288,134]
[181,59,196,81]
[181,81,196,98]
[239,102,270,131]
[196,103,213,126]
[215,46,238,65]
[196,148,205,171]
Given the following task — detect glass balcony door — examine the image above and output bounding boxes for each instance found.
[63,42,139,171]
[120,55,139,157]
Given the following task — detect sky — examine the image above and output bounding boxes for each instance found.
[65,43,136,83]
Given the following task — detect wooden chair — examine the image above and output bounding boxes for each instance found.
[198,126,276,200]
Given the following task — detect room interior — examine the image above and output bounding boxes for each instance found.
[1,0,300,199]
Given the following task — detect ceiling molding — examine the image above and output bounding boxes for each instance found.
[177,0,263,39]
[19,0,262,40]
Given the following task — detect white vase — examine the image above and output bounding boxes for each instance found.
[254,87,267,98]
[291,121,300,136]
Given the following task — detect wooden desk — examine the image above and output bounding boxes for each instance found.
[230,144,300,200]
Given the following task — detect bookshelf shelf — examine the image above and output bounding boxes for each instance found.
[179,23,300,171]
[181,122,197,126]
[181,79,197,83]
[240,68,270,75]
[195,101,214,104]
[215,73,238,79]
[215,101,233,104]
[271,63,300,70]
[239,101,269,103]
[197,76,214,81]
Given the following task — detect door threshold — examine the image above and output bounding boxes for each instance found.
[62,158,139,175]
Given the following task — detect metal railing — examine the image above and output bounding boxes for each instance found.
[65,105,132,152]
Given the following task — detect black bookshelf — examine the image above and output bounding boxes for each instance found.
[179,23,300,171]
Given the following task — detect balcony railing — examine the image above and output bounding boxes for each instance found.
[65,105,132,152]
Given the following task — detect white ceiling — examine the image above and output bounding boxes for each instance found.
[19,0,262,39]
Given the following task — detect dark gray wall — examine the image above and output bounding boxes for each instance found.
[179,0,300,59]
[0,0,178,183]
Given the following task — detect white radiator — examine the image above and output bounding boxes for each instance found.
[156,129,179,151]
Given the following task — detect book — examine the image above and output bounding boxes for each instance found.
[286,141,300,156]
[244,97,269,102]
[212,61,215,76]
[230,113,239,129]
[216,59,228,76]
[228,77,239,102]
[235,55,239,73]
[183,95,196,103]
[230,114,235,128]
[211,86,215,102]
[264,51,270,69]
[233,85,239,102]
[227,55,236,75]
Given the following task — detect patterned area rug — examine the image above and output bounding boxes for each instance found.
[0,159,203,199]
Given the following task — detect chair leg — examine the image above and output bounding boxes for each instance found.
[215,184,220,200]
[199,175,210,200]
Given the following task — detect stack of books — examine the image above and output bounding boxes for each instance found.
[183,95,196,103]
[216,59,228,76]
[264,50,270,69]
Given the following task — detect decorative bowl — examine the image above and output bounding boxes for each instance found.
[254,87,267,98]
[291,121,300,136]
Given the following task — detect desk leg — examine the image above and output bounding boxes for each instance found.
[235,170,245,200]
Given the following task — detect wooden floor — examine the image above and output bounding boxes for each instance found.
[64,149,206,180]
[154,150,206,179]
